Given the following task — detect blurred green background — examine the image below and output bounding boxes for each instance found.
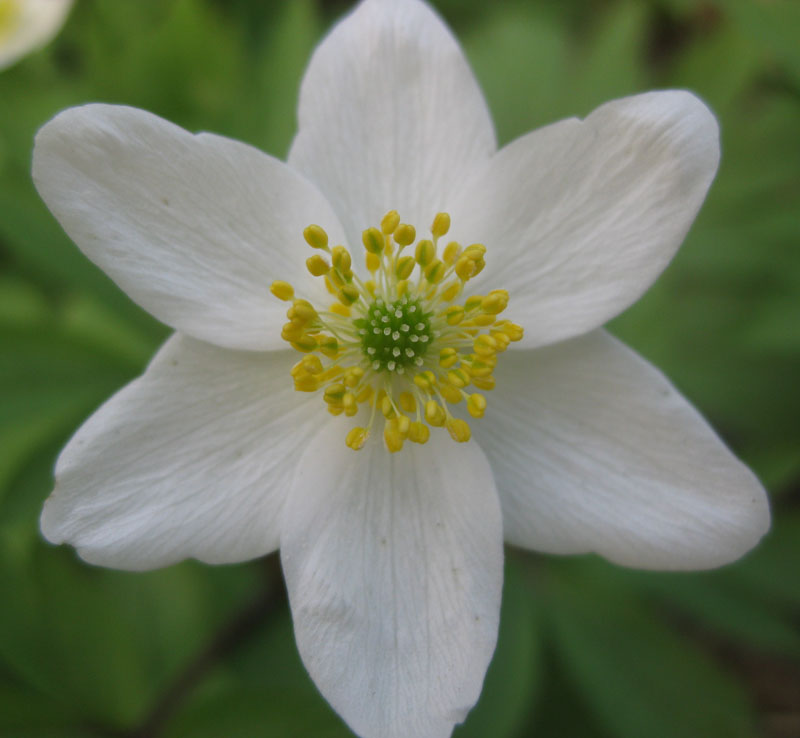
[1,0,798,736]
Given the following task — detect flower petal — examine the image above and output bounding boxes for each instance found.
[473,331,770,570]
[288,0,495,246]
[449,91,720,349]
[41,334,318,570]
[0,0,72,70]
[281,424,503,738]
[33,104,346,351]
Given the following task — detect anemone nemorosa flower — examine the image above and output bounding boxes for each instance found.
[0,0,72,70]
[33,0,770,736]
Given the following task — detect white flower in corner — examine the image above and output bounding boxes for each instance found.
[0,0,72,70]
[32,0,770,736]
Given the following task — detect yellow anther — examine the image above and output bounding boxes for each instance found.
[344,366,364,387]
[363,227,384,254]
[490,331,511,351]
[425,400,446,427]
[471,375,495,391]
[324,276,337,295]
[467,393,487,418]
[337,284,360,306]
[396,279,409,297]
[455,256,477,281]
[408,421,430,444]
[364,279,377,296]
[323,365,345,380]
[301,354,324,375]
[439,383,462,404]
[317,335,339,358]
[395,414,411,438]
[440,280,462,302]
[270,281,294,301]
[290,336,317,353]
[395,255,416,280]
[346,427,369,450]
[444,305,465,325]
[446,369,470,388]
[330,302,351,317]
[425,259,445,284]
[439,347,459,368]
[431,212,451,239]
[415,239,435,266]
[293,374,320,392]
[394,224,416,246]
[303,224,329,250]
[306,254,330,277]
[446,417,471,443]
[323,383,346,404]
[381,395,397,419]
[462,244,486,260]
[343,392,358,416]
[328,269,346,288]
[474,334,498,356]
[287,299,316,321]
[281,320,305,341]
[328,404,345,416]
[399,392,417,413]
[381,210,400,235]
[464,295,484,312]
[365,252,381,273]
[413,371,437,392]
[384,425,404,453]
[481,290,508,314]
[331,246,352,273]
[442,241,461,265]
[500,322,524,341]
[466,359,494,378]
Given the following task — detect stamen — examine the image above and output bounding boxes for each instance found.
[272,210,522,452]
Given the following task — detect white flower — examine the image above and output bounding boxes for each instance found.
[0,0,72,71]
[32,0,770,736]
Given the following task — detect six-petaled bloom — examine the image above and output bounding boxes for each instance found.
[32,1,770,737]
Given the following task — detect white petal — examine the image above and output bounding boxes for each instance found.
[41,334,320,570]
[288,0,495,246]
[474,331,769,570]
[449,91,720,349]
[0,0,72,70]
[33,104,345,351]
[281,424,503,738]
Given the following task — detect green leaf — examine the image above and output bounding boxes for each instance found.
[163,687,352,738]
[546,560,755,738]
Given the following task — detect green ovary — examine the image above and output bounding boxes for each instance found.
[356,296,433,372]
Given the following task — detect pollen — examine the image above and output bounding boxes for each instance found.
[270,210,523,453]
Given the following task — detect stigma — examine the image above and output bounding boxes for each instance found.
[270,210,523,452]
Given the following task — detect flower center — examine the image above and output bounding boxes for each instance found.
[358,296,432,372]
[270,210,523,452]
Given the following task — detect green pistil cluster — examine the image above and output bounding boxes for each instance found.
[355,296,433,372]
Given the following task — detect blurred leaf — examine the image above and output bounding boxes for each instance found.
[464,7,571,143]
[546,560,755,738]
[164,687,352,738]
[723,0,800,84]
[244,0,321,156]
[729,512,800,609]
